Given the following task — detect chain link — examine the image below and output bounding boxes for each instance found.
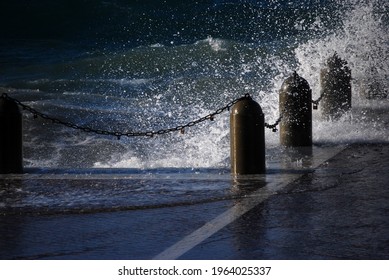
[312,92,324,109]
[265,113,283,132]
[3,92,280,138]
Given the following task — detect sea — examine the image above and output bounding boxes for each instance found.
[0,0,388,214]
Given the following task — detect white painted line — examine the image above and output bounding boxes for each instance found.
[153,145,346,260]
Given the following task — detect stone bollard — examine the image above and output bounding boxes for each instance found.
[0,94,23,174]
[320,53,352,119]
[230,95,265,175]
[279,72,312,147]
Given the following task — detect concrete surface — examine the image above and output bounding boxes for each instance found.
[0,143,388,260]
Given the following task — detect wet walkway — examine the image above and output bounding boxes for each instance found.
[178,143,389,259]
[0,143,388,259]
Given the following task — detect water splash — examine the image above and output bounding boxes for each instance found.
[295,0,389,144]
[295,0,388,99]
[13,0,389,169]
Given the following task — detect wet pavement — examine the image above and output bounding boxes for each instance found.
[180,143,389,260]
[0,143,388,259]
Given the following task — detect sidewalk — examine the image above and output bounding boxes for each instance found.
[180,143,389,259]
[0,143,388,259]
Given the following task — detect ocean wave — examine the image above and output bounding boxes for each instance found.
[1,0,387,170]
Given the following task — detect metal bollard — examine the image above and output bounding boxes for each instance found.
[230,95,265,175]
[0,94,23,174]
[320,53,352,119]
[279,72,312,147]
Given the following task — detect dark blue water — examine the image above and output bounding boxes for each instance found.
[0,1,339,47]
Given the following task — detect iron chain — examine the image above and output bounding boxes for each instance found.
[2,92,280,138]
[265,113,283,132]
[312,92,324,109]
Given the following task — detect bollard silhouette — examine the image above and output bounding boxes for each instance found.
[230,95,265,175]
[0,94,23,174]
[320,53,352,119]
[279,72,312,147]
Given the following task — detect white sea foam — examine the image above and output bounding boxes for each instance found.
[293,0,388,144]
[295,1,388,99]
